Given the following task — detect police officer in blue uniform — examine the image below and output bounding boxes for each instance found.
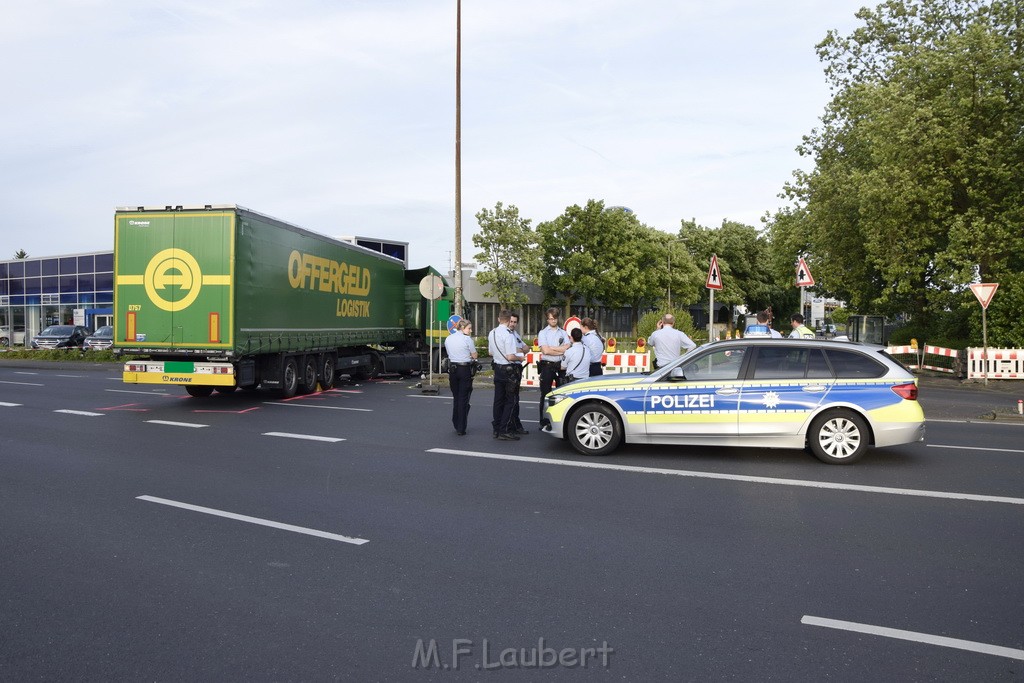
[488,310,524,440]
[537,307,570,429]
[444,319,477,435]
[581,317,605,377]
[507,312,530,435]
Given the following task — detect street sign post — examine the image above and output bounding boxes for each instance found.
[706,255,723,341]
[419,274,445,394]
[970,283,999,386]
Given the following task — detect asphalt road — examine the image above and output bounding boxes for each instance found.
[0,360,1022,681]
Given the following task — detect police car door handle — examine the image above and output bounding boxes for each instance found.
[715,387,739,396]
[802,385,827,393]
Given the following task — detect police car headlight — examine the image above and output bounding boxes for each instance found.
[547,394,570,407]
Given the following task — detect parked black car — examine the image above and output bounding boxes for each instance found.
[83,325,115,351]
[31,325,90,350]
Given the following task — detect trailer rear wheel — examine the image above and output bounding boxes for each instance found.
[215,386,237,394]
[320,355,337,389]
[297,356,318,394]
[280,358,299,398]
[185,386,214,398]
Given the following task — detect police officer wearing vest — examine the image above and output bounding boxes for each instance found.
[789,313,815,338]
[537,307,570,429]
[488,310,524,440]
[444,319,477,435]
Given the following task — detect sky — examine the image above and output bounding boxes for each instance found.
[0,0,870,272]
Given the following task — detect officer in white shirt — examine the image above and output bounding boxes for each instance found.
[537,307,570,428]
[444,319,477,435]
[488,310,524,440]
[561,328,592,382]
[507,313,530,435]
[647,313,697,369]
[581,317,605,377]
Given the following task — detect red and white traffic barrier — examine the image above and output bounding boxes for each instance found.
[967,348,1024,380]
[518,351,652,386]
[920,345,959,374]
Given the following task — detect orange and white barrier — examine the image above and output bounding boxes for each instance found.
[920,345,959,374]
[885,345,921,370]
[518,350,651,386]
[967,348,1024,380]
[602,352,651,374]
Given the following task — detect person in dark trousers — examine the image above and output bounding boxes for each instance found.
[443,319,477,435]
[488,310,524,440]
[537,307,570,429]
[507,312,530,434]
[581,317,605,377]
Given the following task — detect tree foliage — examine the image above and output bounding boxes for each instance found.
[471,202,542,309]
[771,0,1024,345]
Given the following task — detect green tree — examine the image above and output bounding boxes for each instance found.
[678,219,787,333]
[471,202,542,309]
[781,0,1024,345]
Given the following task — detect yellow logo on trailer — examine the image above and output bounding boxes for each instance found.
[119,248,231,312]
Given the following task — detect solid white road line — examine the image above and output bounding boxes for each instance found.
[801,615,1024,661]
[263,432,345,443]
[426,449,1024,506]
[136,495,368,545]
[0,401,22,407]
[56,374,83,378]
[54,409,105,417]
[928,444,1024,454]
[264,402,371,412]
[146,420,208,428]
[0,380,44,386]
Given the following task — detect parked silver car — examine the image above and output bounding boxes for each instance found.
[83,325,115,351]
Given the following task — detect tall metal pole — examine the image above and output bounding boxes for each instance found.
[453,0,463,316]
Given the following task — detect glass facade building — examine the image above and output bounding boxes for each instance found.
[0,251,114,344]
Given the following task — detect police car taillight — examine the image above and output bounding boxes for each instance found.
[891,383,918,400]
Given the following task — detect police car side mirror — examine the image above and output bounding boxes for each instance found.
[668,367,686,381]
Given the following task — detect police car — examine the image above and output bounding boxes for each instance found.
[542,338,925,464]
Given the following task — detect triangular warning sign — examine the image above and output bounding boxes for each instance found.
[970,282,998,309]
[706,254,723,290]
[796,257,815,287]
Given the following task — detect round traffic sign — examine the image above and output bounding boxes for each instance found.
[447,314,462,334]
[418,274,445,300]
[564,316,582,334]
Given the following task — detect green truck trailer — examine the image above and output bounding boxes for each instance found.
[114,205,448,397]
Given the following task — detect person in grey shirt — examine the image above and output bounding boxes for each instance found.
[647,313,696,369]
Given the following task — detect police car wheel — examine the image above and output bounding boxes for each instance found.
[809,410,869,464]
[567,403,622,456]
